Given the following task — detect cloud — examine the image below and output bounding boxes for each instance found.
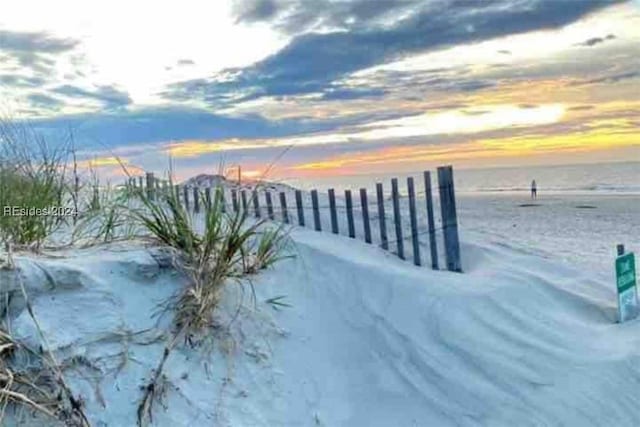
[233,0,419,33]
[166,0,621,106]
[0,30,79,75]
[576,71,640,86]
[567,105,595,111]
[22,106,342,151]
[234,0,280,24]
[0,74,46,88]
[575,33,616,47]
[320,87,386,101]
[26,93,64,109]
[52,85,133,109]
[0,30,78,53]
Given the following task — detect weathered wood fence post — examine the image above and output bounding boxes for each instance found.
[407,177,421,266]
[438,165,461,272]
[265,191,274,220]
[138,176,143,189]
[253,190,260,218]
[174,184,180,204]
[219,188,227,213]
[376,183,388,250]
[231,189,238,212]
[391,178,404,260]
[146,172,155,200]
[360,188,372,244]
[345,190,355,238]
[328,188,339,234]
[424,171,439,270]
[241,190,248,218]
[193,187,200,213]
[295,190,305,226]
[204,187,211,208]
[183,186,190,211]
[311,190,321,231]
[279,192,289,224]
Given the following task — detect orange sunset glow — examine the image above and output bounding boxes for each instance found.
[3,0,638,181]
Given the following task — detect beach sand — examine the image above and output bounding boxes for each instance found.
[459,193,639,281]
[1,189,639,426]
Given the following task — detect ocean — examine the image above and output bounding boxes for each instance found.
[290,161,640,195]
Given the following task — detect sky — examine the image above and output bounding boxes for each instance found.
[0,0,638,181]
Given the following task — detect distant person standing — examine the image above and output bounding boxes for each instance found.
[531,179,537,199]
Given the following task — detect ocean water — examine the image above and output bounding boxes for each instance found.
[291,161,640,195]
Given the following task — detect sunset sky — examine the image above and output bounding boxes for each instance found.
[0,0,638,181]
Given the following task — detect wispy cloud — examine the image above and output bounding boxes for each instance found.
[52,85,132,109]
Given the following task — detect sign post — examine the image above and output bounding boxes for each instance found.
[615,244,637,323]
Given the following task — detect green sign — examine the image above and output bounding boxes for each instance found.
[616,252,637,323]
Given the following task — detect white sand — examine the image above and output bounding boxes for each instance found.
[459,193,640,281]
[2,197,639,426]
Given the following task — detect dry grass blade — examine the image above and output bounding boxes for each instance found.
[15,275,91,426]
[0,325,59,424]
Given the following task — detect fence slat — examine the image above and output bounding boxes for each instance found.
[328,188,339,234]
[345,190,355,238]
[138,176,143,189]
[253,190,261,218]
[193,187,200,213]
[424,171,439,270]
[231,189,239,212]
[311,190,321,231]
[205,187,211,208]
[295,190,305,226]
[265,191,274,220]
[391,178,404,260]
[220,189,227,213]
[146,172,155,200]
[407,177,421,266]
[183,186,190,211]
[279,192,289,224]
[360,188,372,244]
[241,190,248,218]
[438,166,461,272]
[174,185,181,205]
[376,183,388,250]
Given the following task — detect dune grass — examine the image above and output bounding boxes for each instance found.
[0,120,71,250]
[122,181,291,426]
[128,184,291,333]
[0,118,292,425]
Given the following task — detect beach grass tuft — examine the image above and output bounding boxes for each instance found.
[0,121,70,249]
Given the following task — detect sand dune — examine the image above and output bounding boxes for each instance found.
[2,223,638,426]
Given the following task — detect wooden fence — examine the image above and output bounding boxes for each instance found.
[128,166,462,273]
